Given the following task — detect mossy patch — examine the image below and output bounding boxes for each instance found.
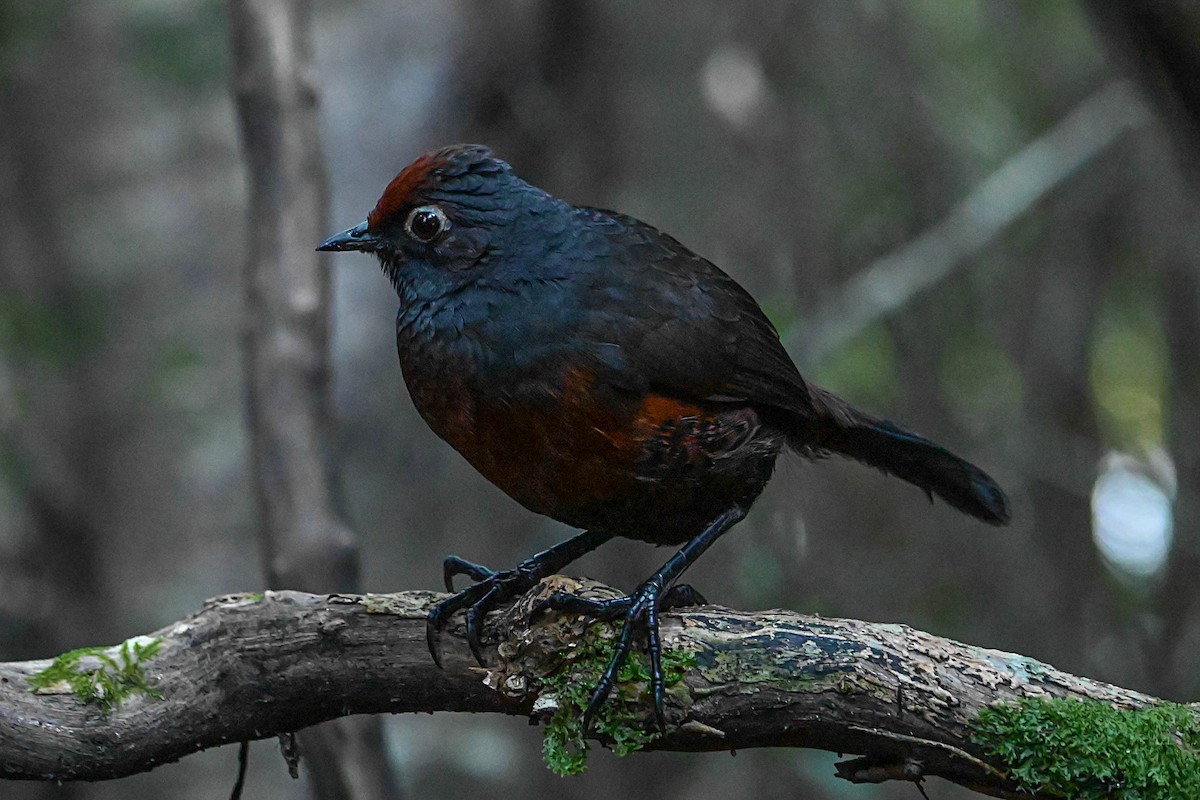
[28,637,164,714]
[539,630,696,776]
[972,696,1200,799]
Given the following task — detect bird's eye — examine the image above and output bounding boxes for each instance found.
[405,205,449,243]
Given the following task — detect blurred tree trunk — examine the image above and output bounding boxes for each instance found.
[446,0,618,200]
[1009,194,1112,674]
[1158,256,1200,700]
[1087,0,1200,180]
[0,7,131,797]
[228,1,401,797]
[1087,0,1200,700]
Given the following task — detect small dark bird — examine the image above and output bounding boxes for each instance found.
[319,144,1009,732]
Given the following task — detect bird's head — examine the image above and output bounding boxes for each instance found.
[318,144,549,291]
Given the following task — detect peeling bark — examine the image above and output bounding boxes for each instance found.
[0,577,1184,798]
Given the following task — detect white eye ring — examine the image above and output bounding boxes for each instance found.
[404,205,449,243]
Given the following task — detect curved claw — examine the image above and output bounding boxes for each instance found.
[427,530,615,667]
[425,580,491,664]
[572,581,675,735]
[557,507,740,734]
[442,555,496,593]
[522,582,706,732]
[530,584,677,733]
[425,560,544,668]
[425,604,449,669]
[580,598,643,733]
[464,585,502,664]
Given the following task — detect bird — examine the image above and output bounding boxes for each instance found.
[318,144,1009,733]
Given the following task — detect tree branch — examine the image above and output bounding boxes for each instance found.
[793,80,1149,363]
[229,0,399,794]
[3,577,1189,797]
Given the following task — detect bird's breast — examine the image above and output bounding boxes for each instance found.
[399,333,779,538]
[400,357,637,514]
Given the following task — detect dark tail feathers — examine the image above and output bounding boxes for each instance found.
[795,389,1011,526]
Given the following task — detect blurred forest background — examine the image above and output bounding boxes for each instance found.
[2,1,1198,798]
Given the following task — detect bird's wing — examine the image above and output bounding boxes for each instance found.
[573,210,816,419]
[554,210,1010,525]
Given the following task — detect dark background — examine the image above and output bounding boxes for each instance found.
[2,1,1197,798]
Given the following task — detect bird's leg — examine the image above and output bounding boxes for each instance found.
[537,506,746,733]
[426,528,613,667]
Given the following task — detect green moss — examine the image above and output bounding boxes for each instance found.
[972,697,1200,799]
[540,631,696,776]
[28,637,164,714]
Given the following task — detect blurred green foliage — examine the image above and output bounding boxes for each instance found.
[903,0,1101,168]
[126,0,227,89]
[1090,276,1168,451]
[939,325,1023,421]
[0,292,106,369]
[812,322,901,410]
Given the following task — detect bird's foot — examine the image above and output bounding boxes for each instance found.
[534,581,705,733]
[426,555,542,667]
[658,583,707,610]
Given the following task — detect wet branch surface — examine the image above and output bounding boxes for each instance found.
[0,577,1170,797]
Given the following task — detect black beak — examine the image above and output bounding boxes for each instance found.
[316,221,379,252]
